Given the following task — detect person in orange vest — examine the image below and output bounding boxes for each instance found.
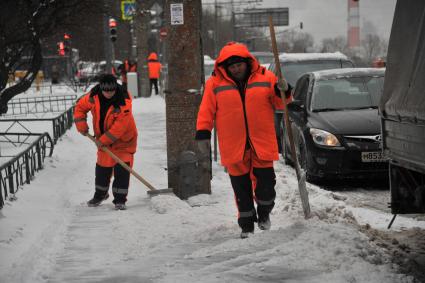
[195,42,291,238]
[118,59,137,91]
[74,74,138,210]
[147,52,162,95]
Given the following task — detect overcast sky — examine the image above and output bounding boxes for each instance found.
[203,0,397,46]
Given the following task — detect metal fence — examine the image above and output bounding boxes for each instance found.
[0,133,53,209]
[0,93,77,209]
[4,94,77,117]
[0,106,75,144]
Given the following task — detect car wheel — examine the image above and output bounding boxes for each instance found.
[297,139,319,183]
[280,126,293,165]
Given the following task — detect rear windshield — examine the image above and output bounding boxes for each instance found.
[255,55,274,65]
[311,76,384,111]
[281,60,353,85]
[204,64,214,80]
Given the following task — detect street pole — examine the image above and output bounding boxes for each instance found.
[130,19,137,60]
[231,0,236,41]
[103,0,112,75]
[214,0,218,57]
[165,0,209,198]
[136,0,154,97]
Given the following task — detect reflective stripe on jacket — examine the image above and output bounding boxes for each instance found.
[196,42,284,165]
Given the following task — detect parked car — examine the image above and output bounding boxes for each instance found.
[284,68,387,182]
[269,52,354,86]
[75,61,98,83]
[268,52,355,154]
[204,55,215,81]
[251,51,274,69]
[96,60,123,80]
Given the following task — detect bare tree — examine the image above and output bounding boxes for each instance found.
[201,8,234,58]
[277,30,314,53]
[0,0,101,115]
[362,33,386,64]
[321,36,347,53]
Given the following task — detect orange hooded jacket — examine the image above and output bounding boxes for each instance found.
[196,42,285,166]
[121,60,137,83]
[147,52,161,79]
[74,85,138,167]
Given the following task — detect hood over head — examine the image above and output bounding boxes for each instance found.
[148,52,158,61]
[213,42,260,81]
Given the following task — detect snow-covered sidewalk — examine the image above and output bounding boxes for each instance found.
[0,95,422,282]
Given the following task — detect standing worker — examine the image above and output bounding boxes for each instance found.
[195,42,291,238]
[118,59,137,91]
[74,74,138,210]
[147,52,162,95]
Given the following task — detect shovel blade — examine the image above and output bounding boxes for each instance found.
[147,188,175,196]
[298,170,311,219]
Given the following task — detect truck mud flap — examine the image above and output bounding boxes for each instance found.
[390,163,425,214]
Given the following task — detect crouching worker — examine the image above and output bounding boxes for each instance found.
[195,42,291,238]
[74,74,138,210]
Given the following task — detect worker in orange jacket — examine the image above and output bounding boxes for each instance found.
[147,52,162,95]
[74,74,138,210]
[118,59,137,91]
[195,42,291,238]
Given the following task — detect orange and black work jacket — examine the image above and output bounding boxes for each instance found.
[147,52,161,79]
[74,85,138,167]
[196,42,287,166]
[121,60,137,83]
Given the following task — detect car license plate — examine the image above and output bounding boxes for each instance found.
[361,151,386,162]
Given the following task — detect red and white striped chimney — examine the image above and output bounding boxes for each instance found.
[348,0,360,48]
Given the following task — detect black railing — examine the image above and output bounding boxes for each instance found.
[0,132,54,209]
[0,106,74,144]
[4,94,77,117]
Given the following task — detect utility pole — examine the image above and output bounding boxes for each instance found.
[129,19,137,61]
[231,0,236,40]
[165,0,209,198]
[136,0,155,97]
[103,0,112,74]
[214,0,218,57]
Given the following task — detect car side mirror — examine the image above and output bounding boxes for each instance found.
[287,100,304,112]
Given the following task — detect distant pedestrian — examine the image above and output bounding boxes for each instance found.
[195,42,291,238]
[118,59,137,91]
[74,74,138,210]
[147,52,162,95]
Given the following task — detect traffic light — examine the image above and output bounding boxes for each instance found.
[109,18,117,42]
[63,33,71,53]
[57,41,65,56]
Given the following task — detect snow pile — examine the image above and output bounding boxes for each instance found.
[0,92,422,282]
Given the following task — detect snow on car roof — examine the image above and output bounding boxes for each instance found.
[312,67,385,80]
[278,52,349,62]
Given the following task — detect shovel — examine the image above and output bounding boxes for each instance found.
[87,135,174,196]
[268,16,311,219]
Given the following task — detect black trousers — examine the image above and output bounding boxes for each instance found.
[229,167,276,231]
[149,78,159,95]
[94,163,130,204]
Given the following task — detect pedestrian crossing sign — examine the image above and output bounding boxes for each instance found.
[121,0,136,20]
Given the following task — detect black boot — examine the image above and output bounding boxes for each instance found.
[87,193,109,207]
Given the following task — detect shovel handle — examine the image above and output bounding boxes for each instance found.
[87,135,157,191]
[269,16,311,218]
[268,16,301,179]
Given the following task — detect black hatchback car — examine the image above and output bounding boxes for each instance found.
[283,68,387,181]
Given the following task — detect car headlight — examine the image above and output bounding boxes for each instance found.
[309,128,341,147]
